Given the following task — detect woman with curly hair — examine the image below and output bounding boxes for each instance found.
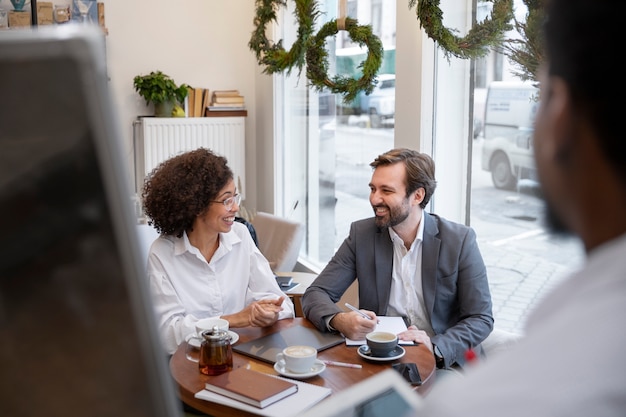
[142,148,294,355]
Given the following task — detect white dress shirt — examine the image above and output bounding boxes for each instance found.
[147,221,294,354]
[386,217,434,336]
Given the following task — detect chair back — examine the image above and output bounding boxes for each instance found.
[251,212,305,272]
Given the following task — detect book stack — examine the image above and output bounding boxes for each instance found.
[203,367,297,408]
[187,87,210,117]
[208,90,246,112]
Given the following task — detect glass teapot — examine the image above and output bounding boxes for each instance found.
[198,325,233,375]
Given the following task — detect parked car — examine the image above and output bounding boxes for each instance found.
[359,73,395,128]
[481,81,539,189]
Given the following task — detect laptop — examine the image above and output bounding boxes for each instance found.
[0,26,181,417]
[299,369,422,417]
[233,325,345,364]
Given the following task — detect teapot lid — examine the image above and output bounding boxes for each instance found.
[201,325,229,341]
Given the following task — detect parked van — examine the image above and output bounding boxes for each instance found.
[481,81,539,189]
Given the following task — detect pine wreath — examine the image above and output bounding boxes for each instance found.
[249,0,319,75]
[306,17,383,103]
[410,0,514,60]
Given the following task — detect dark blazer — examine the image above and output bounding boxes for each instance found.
[302,212,494,368]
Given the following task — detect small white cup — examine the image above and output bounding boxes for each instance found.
[195,318,229,336]
[185,318,230,362]
[276,345,317,373]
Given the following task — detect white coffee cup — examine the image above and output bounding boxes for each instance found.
[185,318,230,362]
[276,345,317,374]
[195,317,229,336]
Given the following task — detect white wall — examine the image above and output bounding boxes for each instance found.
[2,0,268,210]
[105,0,261,207]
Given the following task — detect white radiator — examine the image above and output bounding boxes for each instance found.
[133,117,246,197]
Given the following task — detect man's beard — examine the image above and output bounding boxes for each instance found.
[542,197,572,237]
[373,200,411,228]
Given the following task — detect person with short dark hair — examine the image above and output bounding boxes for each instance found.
[419,0,626,415]
[302,148,494,371]
[142,148,293,355]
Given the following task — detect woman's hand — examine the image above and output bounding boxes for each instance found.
[221,296,286,328]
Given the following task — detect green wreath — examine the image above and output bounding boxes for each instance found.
[248,0,319,75]
[306,17,383,103]
[410,0,514,60]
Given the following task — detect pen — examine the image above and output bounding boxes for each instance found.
[345,303,373,320]
[323,360,362,369]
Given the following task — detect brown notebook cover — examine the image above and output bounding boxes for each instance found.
[204,367,298,408]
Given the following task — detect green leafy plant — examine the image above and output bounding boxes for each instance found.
[133,71,190,105]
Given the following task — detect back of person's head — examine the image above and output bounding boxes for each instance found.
[544,0,626,185]
[142,148,233,237]
[370,148,437,208]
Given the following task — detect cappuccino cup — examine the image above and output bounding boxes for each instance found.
[276,345,317,373]
[365,331,398,357]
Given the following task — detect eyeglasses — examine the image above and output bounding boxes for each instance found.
[211,193,241,210]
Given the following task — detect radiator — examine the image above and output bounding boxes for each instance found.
[133,117,246,197]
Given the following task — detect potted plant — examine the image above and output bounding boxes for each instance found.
[133,70,190,117]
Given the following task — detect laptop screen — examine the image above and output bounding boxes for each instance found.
[0,26,181,417]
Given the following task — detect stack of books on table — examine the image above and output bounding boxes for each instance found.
[207,90,246,113]
[196,367,331,415]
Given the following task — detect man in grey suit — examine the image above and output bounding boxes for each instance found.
[302,148,493,370]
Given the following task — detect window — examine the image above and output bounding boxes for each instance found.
[276,0,582,333]
[278,0,396,270]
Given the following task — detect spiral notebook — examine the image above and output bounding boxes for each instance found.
[233,325,344,364]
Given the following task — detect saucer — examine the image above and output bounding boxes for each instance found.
[186,331,239,348]
[273,359,326,379]
[357,345,405,361]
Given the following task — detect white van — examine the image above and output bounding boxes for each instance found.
[481,81,539,189]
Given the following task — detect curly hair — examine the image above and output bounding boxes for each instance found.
[142,148,233,237]
[370,148,437,209]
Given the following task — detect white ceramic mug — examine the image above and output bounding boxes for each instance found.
[276,345,317,373]
[185,318,229,362]
[195,318,229,336]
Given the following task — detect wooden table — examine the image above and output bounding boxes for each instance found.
[170,318,436,417]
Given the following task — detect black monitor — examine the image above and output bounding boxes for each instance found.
[0,26,181,417]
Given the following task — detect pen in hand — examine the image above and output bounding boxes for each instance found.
[345,303,373,320]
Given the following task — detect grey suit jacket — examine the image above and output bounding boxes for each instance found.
[301,212,494,368]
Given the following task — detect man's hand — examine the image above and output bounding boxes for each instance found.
[330,310,377,340]
[398,325,433,352]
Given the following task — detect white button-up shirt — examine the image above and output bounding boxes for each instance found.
[386,218,434,336]
[147,222,294,354]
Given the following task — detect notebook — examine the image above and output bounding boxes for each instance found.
[233,325,344,364]
[204,367,298,408]
[344,316,414,345]
[195,371,331,417]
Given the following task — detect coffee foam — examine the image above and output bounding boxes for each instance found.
[285,345,316,357]
[367,332,396,342]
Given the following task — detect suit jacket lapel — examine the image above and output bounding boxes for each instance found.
[422,212,440,316]
[374,225,393,315]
